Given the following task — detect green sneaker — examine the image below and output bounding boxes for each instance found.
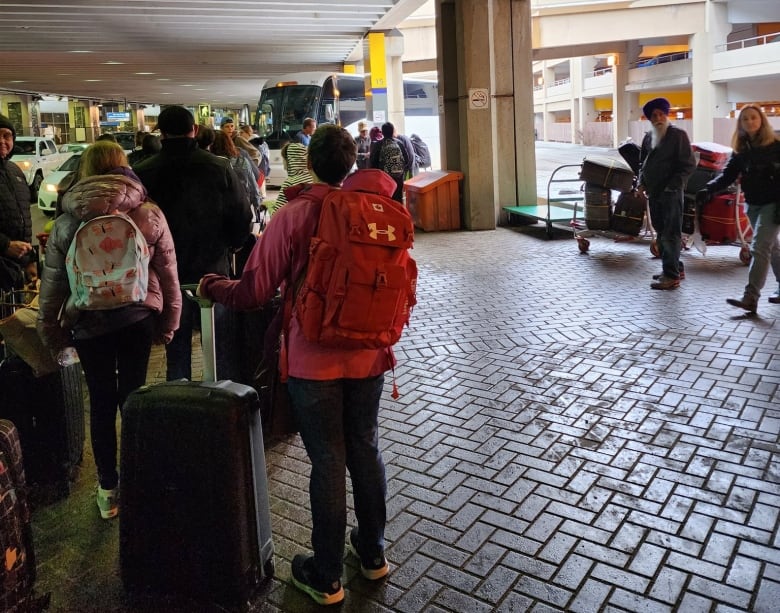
[291,554,343,606]
[96,486,118,519]
[348,527,389,580]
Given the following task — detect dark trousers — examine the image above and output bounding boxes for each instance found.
[288,375,387,582]
[75,315,154,490]
[649,189,684,279]
[165,292,238,382]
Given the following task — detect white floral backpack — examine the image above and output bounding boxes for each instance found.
[65,212,150,310]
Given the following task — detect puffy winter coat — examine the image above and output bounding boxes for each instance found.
[37,172,181,355]
[1,157,33,289]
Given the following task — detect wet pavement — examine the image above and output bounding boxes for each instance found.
[28,145,780,612]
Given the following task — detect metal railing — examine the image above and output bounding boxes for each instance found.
[716,31,780,52]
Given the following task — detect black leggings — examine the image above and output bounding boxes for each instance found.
[75,315,155,490]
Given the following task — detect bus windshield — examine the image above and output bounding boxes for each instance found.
[256,84,320,148]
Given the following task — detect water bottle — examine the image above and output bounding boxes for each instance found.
[57,346,80,367]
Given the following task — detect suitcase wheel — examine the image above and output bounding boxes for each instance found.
[263,558,275,579]
[739,246,751,266]
[577,237,590,253]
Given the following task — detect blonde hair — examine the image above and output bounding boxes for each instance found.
[79,140,130,178]
[732,105,777,153]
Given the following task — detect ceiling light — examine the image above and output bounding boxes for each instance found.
[136,72,155,75]
[103,61,124,65]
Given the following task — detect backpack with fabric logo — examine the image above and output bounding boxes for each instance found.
[379,138,406,178]
[66,212,150,310]
[294,183,417,351]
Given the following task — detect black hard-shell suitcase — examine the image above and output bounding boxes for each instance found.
[120,287,274,609]
[0,419,50,612]
[0,356,85,498]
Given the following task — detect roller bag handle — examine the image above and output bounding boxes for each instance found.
[181,284,218,383]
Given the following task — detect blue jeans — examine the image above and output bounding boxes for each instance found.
[288,375,387,582]
[165,293,238,381]
[744,202,780,300]
[75,315,154,490]
[649,189,684,279]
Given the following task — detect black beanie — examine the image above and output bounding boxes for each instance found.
[0,114,16,141]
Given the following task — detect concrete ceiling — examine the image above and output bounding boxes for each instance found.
[0,0,430,107]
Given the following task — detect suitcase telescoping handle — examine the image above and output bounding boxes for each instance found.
[181,284,218,383]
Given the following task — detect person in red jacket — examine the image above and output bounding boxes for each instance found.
[198,125,394,606]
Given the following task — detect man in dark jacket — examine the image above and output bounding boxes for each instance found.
[0,114,34,292]
[637,98,696,290]
[134,106,252,381]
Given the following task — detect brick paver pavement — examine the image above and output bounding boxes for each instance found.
[31,220,779,612]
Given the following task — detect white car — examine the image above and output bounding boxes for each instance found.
[58,142,90,154]
[37,152,84,216]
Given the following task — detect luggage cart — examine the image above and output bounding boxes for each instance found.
[503,163,584,238]
[538,161,655,254]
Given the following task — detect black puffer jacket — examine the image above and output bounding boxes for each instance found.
[0,157,32,289]
[0,157,32,256]
[705,140,780,206]
[133,137,252,283]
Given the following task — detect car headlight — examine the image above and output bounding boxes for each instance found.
[19,160,31,169]
[45,183,58,193]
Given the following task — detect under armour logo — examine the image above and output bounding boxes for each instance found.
[372,203,385,212]
[368,223,396,241]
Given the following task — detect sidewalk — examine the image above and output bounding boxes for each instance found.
[29,158,780,612]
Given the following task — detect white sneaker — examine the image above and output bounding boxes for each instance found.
[96,486,118,519]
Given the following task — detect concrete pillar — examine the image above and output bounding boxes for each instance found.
[435,0,535,230]
[612,53,630,146]
[690,0,730,141]
[571,58,583,145]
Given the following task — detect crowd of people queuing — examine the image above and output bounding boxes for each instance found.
[2,97,778,606]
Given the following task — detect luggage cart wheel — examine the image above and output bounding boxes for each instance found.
[650,240,660,257]
[577,237,590,253]
[264,558,275,579]
[739,245,751,266]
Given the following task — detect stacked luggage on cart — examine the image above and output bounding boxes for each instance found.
[573,146,649,252]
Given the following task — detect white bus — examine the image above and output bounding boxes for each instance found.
[255,72,440,184]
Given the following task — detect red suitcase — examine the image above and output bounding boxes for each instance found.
[699,192,748,244]
[692,142,731,171]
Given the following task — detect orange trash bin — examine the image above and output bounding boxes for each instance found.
[404,170,463,231]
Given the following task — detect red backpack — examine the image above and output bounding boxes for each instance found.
[294,184,417,350]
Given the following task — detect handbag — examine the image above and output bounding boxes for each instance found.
[0,293,60,377]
